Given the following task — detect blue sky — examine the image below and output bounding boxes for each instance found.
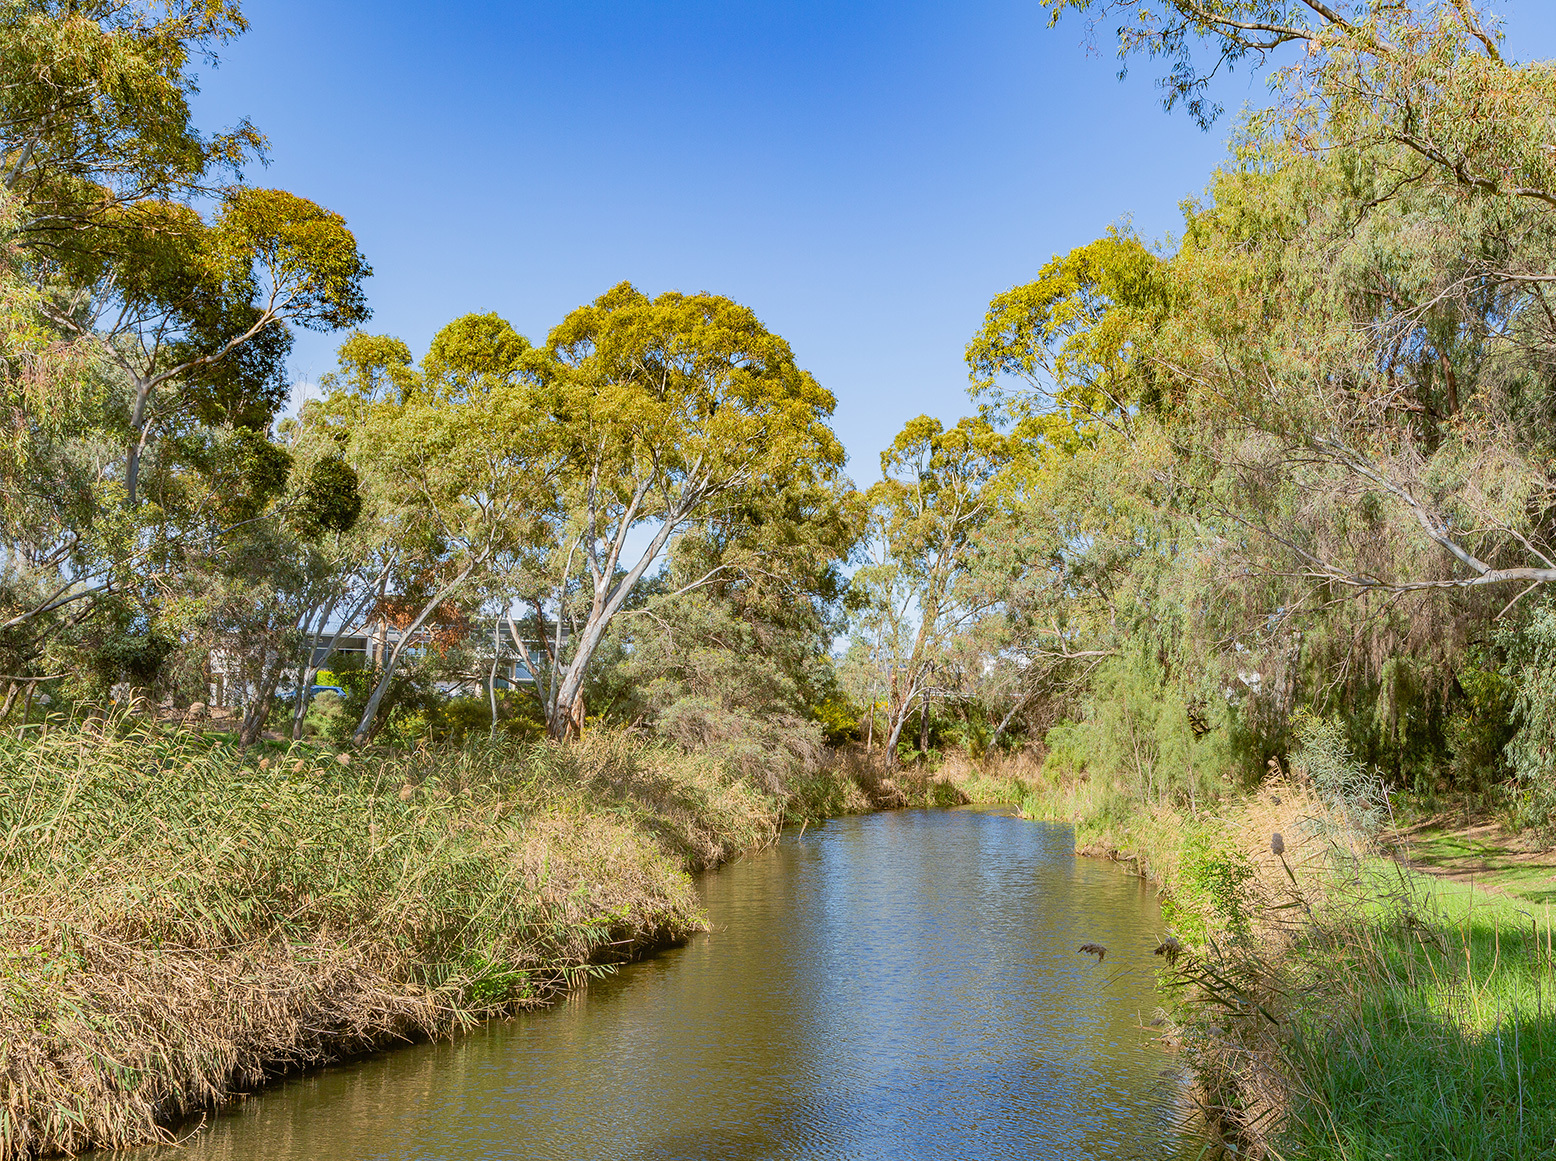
[195,1,1556,483]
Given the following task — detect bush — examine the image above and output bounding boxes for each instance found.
[321,658,441,745]
[1165,823,1256,946]
[1292,711,1391,841]
[1444,666,1515,794]
[1039,652,1229,813]
[1505,602,1556,833]
[653,696,823,794]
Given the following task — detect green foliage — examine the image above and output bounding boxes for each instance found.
[1163,825,1255,947]
[210,426,293,522]
[323,659,440,746]
[422,312,535,398]
[849,413,1007,765]
[943,1,1556,833]
[82,621,174,693]
[808,684,862,746]
[966,226,1166,437]
[290,455,362,536]
[1292,712,1391,840]
[1505,603,1556,833]
[1446,666,1516,793]
[0,0,371,703]
[1042,651,1229,813]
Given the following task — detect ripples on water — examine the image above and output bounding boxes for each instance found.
[145,807,1202,1160]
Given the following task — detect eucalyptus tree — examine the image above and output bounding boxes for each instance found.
[168,427,367,747]
[5,0,369,507]
[526,282,848,740]
[322,289,851,747]
[328,313,556,744]
[1,1,259,221]
[0,1,371,693]
[597,469,863,780]
[852,415,1008,763]
[275,429,395,741]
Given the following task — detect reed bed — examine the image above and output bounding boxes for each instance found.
[783,747,970,820]
[0,723,783,1158]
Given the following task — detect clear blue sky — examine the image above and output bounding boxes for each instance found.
[194,1,1556,483]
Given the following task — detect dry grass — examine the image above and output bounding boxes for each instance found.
[935,748,1042,805]
[786,746,971,819]
[0,723,785,1158]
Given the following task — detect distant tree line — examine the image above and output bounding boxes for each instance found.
[13,1,1556,830]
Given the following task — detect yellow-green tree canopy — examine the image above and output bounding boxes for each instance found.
[538,282,848,737]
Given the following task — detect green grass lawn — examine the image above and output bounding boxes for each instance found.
[1393,824,1556,907]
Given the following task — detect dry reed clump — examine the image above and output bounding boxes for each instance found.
[0,723,782,1158]
[790,746,973,818]
[935,749,1042,805]
[539,730,784,869]
[0,920,449,1157]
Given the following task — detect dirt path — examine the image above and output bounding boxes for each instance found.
[1386,816,1556,905]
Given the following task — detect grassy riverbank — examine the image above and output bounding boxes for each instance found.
[1017,767,1556,1160]
[0,723,934,1159]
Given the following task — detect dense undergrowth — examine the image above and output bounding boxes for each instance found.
[1017,750,1556,1160]
[0,722,937,1159]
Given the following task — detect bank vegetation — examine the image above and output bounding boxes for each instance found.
[0,718,960,1159]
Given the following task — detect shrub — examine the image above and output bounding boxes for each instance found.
[1165,823,1256,946]
[1291,711,1391,841]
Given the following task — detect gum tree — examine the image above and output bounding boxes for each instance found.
[330,314,557,744]
[0,1,370,689]
[852,415,1007,763]
[531,283,847,739]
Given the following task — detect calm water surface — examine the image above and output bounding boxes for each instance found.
[153,807,1200,1160]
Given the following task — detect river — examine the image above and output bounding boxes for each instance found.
[147,807,1202,1160]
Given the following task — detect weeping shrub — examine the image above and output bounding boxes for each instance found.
[1507,602,1556,834]
[1042,651,1230,812]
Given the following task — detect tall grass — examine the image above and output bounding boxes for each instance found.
[0,723,782,1158]
[784,746,972,820]
[1031,766,1556,1159]
[1285,880,1556,1160]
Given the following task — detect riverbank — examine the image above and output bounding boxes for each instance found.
[0,724,945,1159]
[1015,765,1556,1160]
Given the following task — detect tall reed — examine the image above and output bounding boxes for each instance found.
[0,723,780,1157]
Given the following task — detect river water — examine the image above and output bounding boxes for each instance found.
[154,807,1201,1160]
